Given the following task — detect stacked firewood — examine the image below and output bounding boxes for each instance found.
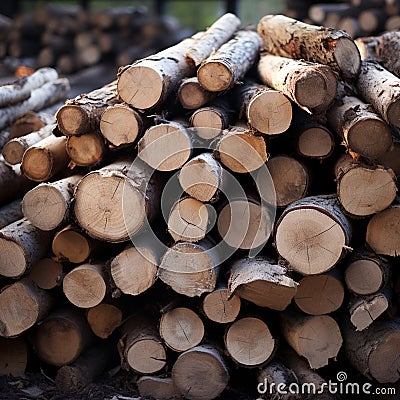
[287,0,400,37]
[1,13,400,400]
[2,3,187,74]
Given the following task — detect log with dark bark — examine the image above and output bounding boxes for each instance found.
[257,14,361,79]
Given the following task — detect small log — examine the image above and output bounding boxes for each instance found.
[335,155,397,217]
[229,257,297,311]
[0,336,28,376]
[257,14,361,79]
[63,264,107,308]
[217,126,268,173]
[66,132,105,167]
[358,9,386,33]
[294,271,344,315]
[185,13,241,66]
[197,30,262,92]
[56,82,117,136]
[0,67,58,108]
[117,32,202,110]
[55,344,115,391]
[0,218,52,278]
[119,314,167,374]
[202,283,241,324]
[366,205,400,256]
[356,61,400,128]
[35,308,92,367]
[21,135,69,182]
[258,54,338,114]
[28,258,63,290]
[9,110,54,140]
[232,81,292,135]
[178,77,216,109]
[22,174,82,231]
[100,103,144,148]
[0,199,23,229]
[110,245,158,296]
[159,307,204,352]
[172,345,229,400]
[158,240,219,297]
[74,158,161,242]
[168,197,209,242]
[345,249,391,295]
[86,303,123,339]
[281,309,342,369]
[275,195,352,275]
[3,123,55,165]
[138,120,192,171]
[343,318,400,383]
[0,78,70,130]
[137,376,182,399]
[327,85,393,159]
[0,278,51,337]
[225,317,275,367]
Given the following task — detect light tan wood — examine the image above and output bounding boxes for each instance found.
[0,278,51,337]
[110,245,158,296]
[257,14,361,79]
[197,30,261,92]
[63,264,107,308]
[100,103,143,148]
[294,272,344,315]
[0,336,28,376]
[159,307,204,352]
[28,258,63,290]
[275,195,352,275]
[158,240,219,297]
[229,257,297,311]
[0,199,23,229]
[366,205,400,256]
[281,309,342,369]
[258,54,338,114]
[179,153,226,202]
[86,303,122,339]
[119,314,166,374]
[21,135,69,182]
[35,308,92,366]
[355,36,379,61]
[0,218,52,278]
[168,197,209,242]
[22,174,82,231]
[225,317,275,367]
[137,376,182,399]
[172,345,229,400]
[66,131,105,167]
[178,77,216,109]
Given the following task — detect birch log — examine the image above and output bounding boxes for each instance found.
[178,77,216,109]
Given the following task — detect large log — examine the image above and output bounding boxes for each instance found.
[0,278,52,337]
[56,81,117,136]
[0,199,23,229]
[0,336,28,376]
[0,218,52,278]
[22,174,82,231]
[275,195,352,275]
[0,78,70,130]
[258,54,338,114]
[197,30,262,92]
[229,257,297,311]
[257,14,361,79]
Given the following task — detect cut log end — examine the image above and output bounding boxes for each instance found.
[386,99,400,128]
[52,227,91,264]
[56,105,89,135]
[197,61,233,92]
[0,237,27,278]
[87,303,122,339]
[334,37,362,79]
[295,71,332,109]
[191,108,225,131]
[350,294,388,331]
[127,339,166,374]
[21,147,53,182]
[66,132,105,167]
[203,288,241,323]
[2,141,25,165]
[345,259,383,295]
[297,127,335,159]
[28,258,63,290]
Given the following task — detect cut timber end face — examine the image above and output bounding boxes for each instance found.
[198,61,233,92]
[191,107,224,131]
[56,105,89,135]
[225,317,275,367]
[334,37,362,79]
[0,236,27,277]
[22,185,67,231]
[203,287,241,324]
[87,303,122,339]
[345,259,383,295]
[127,339,166,374]
[117,65,163,110]
[28,258,63,290]
[52,227,91,264]
[297,127,334,159]
[350,294,388,331]
[295,71,330,109]
[66,132,105,167]
[22,146,53,182]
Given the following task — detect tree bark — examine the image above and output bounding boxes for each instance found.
[0,199,23,229]
[0,278,52,337]
[275,195,352,275]
[22,174,82,231]
[66,131,105,168]
[197,30,262,92]
[229,257,298,311]
[257,14,361,79]
[258,54,338,115]
[0,218,52,278]
[86,303,123,339]
[178,77,216,110]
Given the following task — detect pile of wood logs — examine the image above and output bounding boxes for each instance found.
[1,12,400,400]
[286,0,400,37]
[1,3,187,74]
